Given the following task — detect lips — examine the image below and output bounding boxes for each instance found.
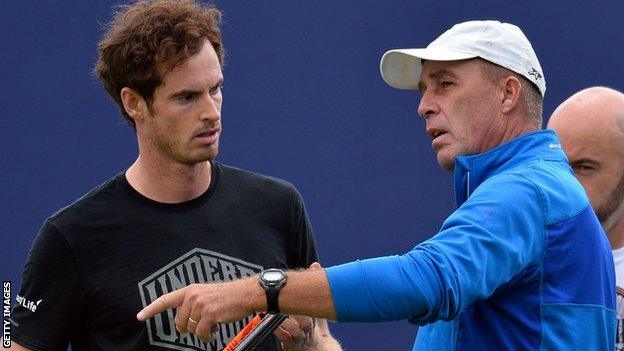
[426,127,448,150]
[431,131,445,140]
[194,127,220,144]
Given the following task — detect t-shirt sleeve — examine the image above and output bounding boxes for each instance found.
[286,187,319,269]
[11,220,85,351]
[326,174,546,323]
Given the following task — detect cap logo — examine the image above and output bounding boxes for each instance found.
[527,68,542,80]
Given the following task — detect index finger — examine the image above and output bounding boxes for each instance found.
[137,289,185,321]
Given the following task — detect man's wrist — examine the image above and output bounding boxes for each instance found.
[247,276,267,312]
[259,269,287,313]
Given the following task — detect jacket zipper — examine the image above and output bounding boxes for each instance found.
[466,170,471,199]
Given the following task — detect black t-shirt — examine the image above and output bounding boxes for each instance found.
[11,162,318,351]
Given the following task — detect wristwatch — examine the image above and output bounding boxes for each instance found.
[258,268,287,314]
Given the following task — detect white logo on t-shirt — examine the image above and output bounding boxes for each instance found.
[138,248,264,351]
[15,295,42,313]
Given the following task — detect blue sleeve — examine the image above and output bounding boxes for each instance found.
[326,174,546,323]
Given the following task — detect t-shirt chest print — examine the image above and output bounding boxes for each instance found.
[138,248,263,351]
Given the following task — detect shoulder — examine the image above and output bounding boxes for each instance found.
[216,162,302,200]
[496,158,590,224]
[470,169,543,212]
[450,172,545,232]
[450,170,547,235]
[47,172,126,229]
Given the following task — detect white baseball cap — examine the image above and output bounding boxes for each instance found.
[379,20,546,96]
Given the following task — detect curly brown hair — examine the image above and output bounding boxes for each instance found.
[95,0,224,128]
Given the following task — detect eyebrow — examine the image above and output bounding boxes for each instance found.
[168,78,224,99]
[417,69,458,93]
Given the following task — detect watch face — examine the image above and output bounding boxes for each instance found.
[263,270,283,282]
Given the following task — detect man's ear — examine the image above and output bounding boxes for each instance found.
[501,76,522,115]
[120,87,148,122]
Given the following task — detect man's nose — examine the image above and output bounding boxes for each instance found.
[417,91,438,119]
[200,94,221,121]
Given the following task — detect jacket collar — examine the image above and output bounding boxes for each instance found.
[453,130,567,207]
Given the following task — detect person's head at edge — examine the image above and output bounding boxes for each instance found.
[95,0,225,165]
[380,20,545,171]
[547,87,624,248]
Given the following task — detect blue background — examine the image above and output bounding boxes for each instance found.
[2,1,624,349]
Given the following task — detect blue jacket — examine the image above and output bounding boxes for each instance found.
[326,130,616,350]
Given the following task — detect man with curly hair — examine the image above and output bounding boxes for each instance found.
[9,1,340,350]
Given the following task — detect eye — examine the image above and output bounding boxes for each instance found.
[440,81,453,89]
[572,163,596,175]
[209,84,223,96]
[178,93,199,103]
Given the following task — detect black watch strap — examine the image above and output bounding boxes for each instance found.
[259,269,287,314]
[266,287,280,314]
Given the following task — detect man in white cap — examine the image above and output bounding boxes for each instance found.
[136,21,616,350]
[548,86,624,349]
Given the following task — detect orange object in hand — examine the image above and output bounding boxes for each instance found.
[223,315,263,351]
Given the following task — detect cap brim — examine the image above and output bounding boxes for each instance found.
[380,48,477,89]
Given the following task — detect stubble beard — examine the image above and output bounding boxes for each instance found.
[176,143,220,164]
[595,171,624,224]
[152,130,220,165]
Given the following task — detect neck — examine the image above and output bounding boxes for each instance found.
[605,205,624,250]
[125,154,212,204]
[500,113,539,144]
[482,112,538,153]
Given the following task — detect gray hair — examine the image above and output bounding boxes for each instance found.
[477,58,543,128]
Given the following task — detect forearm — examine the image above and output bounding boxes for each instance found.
[249,268,337,320]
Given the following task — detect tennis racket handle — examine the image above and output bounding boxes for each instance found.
[223,315,263,351]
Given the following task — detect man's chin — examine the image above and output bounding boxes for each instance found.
[179,147,219,164]
[436,154,455,172]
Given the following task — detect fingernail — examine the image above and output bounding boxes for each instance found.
[137,312,144,320]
